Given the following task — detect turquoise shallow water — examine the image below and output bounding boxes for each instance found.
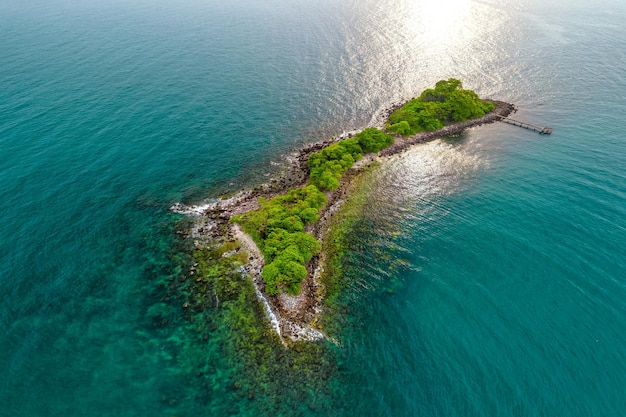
[1,0,625,415]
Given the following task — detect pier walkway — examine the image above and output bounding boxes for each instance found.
[499,116,552,135]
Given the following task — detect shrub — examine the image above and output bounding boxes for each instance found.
[355,128,393,153]
[308,129,392,191]
[389,121,411,135]
[308,139,363,191]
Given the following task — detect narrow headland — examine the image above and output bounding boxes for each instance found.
[172,80,517,346]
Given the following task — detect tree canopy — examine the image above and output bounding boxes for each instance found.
[308,128,393,191]
[387,78,494,135]
[232,185,326,295]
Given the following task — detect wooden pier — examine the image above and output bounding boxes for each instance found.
[498,116,552,135]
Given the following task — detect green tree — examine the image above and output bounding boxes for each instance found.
[355,128,393,153]
[389,121,411,135]
[386,78,494,133]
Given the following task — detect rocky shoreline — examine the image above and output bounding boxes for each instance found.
[171,100,515,345]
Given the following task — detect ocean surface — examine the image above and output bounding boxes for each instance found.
[1,0,625,415]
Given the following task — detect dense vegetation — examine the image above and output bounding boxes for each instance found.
[387,78,494,135]
[308,128,393,191]
[308,139,362,192]
[232,185,326,295]
[234,79,493,295]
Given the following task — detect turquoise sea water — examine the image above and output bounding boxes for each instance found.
[1,0,625,415]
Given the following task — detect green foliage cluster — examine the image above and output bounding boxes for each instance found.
[356,127,394,153]
[308,128,393,191]
[387,78,495,135]
[308,139,362,191]
[232,185,327,295]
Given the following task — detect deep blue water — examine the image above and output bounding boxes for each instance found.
[1,0,625,415]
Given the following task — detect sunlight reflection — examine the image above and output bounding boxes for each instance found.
[360,139,486,234]
[403,0,475,49]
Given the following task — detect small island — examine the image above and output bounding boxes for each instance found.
[172,79,515,345]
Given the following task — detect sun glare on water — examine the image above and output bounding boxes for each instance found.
[411,0,474,46]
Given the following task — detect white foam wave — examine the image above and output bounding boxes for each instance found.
[170,201,216,215]
[253,285,283,341]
